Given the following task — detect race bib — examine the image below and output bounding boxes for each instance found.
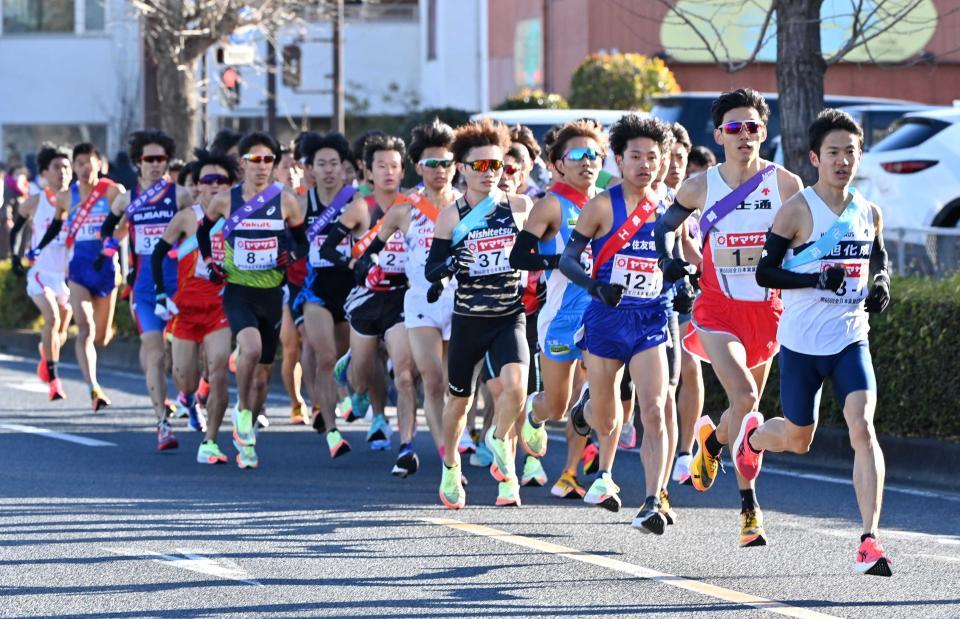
[580,245,594,276]
[195,234,225,279]
[74,213,105,243]
[610,254,662,299]
[467,233,514,277]
[235,237,278,271]
[711,231,766,274]
[134,223,166,255]
[380,231,407,274]
[818,261,868,305]
[309,234,351,268]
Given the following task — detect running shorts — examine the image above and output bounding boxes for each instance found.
[780,341,876,427]
[223,283,283,364]
[538,309,584,363]
[68,255,118,298]
[683,290,782,369]
[26,267,69,307]
[170,298,229,343]
[297,267,354,324]
[404,286,454,340]
[346,287,406,338]
[577,301,669,364]
[448,312,528,397]
[132,289,168,334]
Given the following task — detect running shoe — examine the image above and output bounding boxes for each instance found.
[366,414,392,446]
[326,429,352,459]
[581,440,600,475]
[197,440,228,464]
[196,377,210,408]
[173,392,191,418]
[672,454,693,485]
[690,415,720,492]
[311,405,327,433]
[584,472,622,512]
[232,407,256,447]
[91,386,111,412]
[37,355,49,383]
[164,398,178,418]
[228,348,238,374]
[734,412,765,481]
[484,426,512,482]
[618,422,637,450]
[48,378,66,402]
[469,442,493,467]
[290,402,306,425]
[458,427,477,454]
[337,395,352,419]
[659,488,677,525]
[568,384,591,437]
[520,456,547,487]
[496,479,521,507]
[439,463,466,509]
[739,508,767,547]
[333,350,351,388]
[187,403,207,433]
[519,400,547,457]
[391,448,420,478]
[632,496,666,535]
[346,392,369,422]
[855,537,893,577]
[236,444,259,469]
[157,420,178,451]
[551,469,587,499]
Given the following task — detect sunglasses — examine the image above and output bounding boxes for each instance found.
[199,174,231,186]
[140,155,168,164]
[719,120,763,135]
[419,158,454,169]
[504,164,519,176]
[242,154,277,164]
[564,147,601,161]
[465,159,503,173]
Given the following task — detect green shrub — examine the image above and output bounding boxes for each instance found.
[495,88,569,111]
[699,275,960,442]
[569,53,679,111]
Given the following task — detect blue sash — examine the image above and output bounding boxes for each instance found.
[782,189,866,269]
[307,185,357,241]
[699,164,776,245]
[125,178,169,219]
[452,192,502,245]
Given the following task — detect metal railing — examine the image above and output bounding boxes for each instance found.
[886,226,960,278]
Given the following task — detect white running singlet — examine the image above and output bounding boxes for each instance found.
[32,188,68,274]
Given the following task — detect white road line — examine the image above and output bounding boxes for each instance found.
[4,382,50,394]
[915,553,960,564]
[0,423,116,447]
[424,517,840,619]
[103,547,262,586]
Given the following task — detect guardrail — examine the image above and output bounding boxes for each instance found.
[886,226,960,278]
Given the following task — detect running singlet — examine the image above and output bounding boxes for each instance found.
[365,196,407,291]
[778,187,874,355]
[307,187,353,269]
[700,166,783,302]
[453,196,522,317]
[539,189,592,321]
[590,184,668,309]
[177,204,225,302]
[66,183,111,261]
[224,184,285,288]
[32,188,68,273]
[130,181,179,294]
[404,194,455,293]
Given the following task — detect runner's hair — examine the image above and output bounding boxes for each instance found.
[710,88,770,127]
[191,147,239,184]
[609,114,671,157]
[209,129,243,156]
[688,145,716,168]
[451,118,512,163]
[176,161,197,186]
[237,131,281,159]
[808,108,864,155]
[363,134,407,171]
[128,129,176,162]
[547,119,608,164]
[505,145,524,162]
[37,144,70,172]
[72,142,102,161]
[408,118,455,164]
[509,124,541,160]
[351,130,385,174]
[301,131,352,166]
[671,123,692,151]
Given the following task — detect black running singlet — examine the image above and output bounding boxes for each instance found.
[453,197,523,317]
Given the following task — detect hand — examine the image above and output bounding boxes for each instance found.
[93,238,119,272]
[673,282,695,314]
[206,260,227,285]
[276,249,293,270]
[364,264,385,289]
[153,293,179,322]
[815,265,847,292]
[591,282,625,308]
[660,257,694,284]
[353,255,375,287]
[451,244,476,272]
[10,257,26,277]
[24,247,40,264]
[426,281,444,303]
[864,275,890,313]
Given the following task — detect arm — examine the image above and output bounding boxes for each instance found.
[755,196,843,291]
[425,204,473,283]
[865,204,890,313]
[509,196,561,271]
[654,201,696,282]
[557,196,623,307]
[319,199,368,270]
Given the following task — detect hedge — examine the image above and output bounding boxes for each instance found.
[495,88,569,111]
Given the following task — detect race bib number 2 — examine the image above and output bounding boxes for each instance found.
[610,254,661,298]
[380,231,407,274]
[235,237,278,271]
[467,235,514,277]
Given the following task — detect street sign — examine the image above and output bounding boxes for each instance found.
[222,44,256,66]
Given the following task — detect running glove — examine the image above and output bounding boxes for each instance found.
[353,255,376,287]
[205,260,227,285]
[10,256,25,277]
[153,293,180,322]
[93,237,119,272]
[451,244,476,272]
[590,282,625,308]
[660,257,695,284]
[815,266,847,292]
[673,281,695,314]
[864,274,890,313]
[426,281,444,303]
[276,249,294,270]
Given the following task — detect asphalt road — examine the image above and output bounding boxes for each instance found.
[0,351,958,619]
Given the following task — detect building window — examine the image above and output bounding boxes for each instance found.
[427,0,437,60]
[3,0,74,33]
[85,0,105,32]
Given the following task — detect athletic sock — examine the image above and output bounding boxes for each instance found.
[677,450,690,457]
[196,377,210,398]
[89,382,99,392]
[597,469,608,477]
[704,430,723,457]
[861,533,876,543]
[740,489,757,513]
[46,360,57,380]
[527,410,544,428]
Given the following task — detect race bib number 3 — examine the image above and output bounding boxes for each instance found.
[134,224,167,255]
[610,254,661,298]
[309,234,351,268]
[712,232,765,274]
[235,237,278,271]
[380,232,407,274]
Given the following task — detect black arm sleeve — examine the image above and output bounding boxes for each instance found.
[151,238,172,296]
[35,218,64,251]
[318,222,353,271]
[289,221,309,259]
[197,215,217,261]
[99,210,123,241]
[870,232,889,281]
[509,229,559,271]
[9,214,27,253]
[357,236,386,261]
[755,232,820,289]
[654,201,695,263]
[425,237,455,283]
[559,231,597,293]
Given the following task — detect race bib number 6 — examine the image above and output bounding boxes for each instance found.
[467,235,514,277]
[235,237,278,271]
[610,254,661,298]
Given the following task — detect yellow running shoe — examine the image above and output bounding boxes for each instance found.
[551,469,586,499]
[660,488,677,525]
[740,508,767,547]
[290,402,306,425]
[690,416,720,492]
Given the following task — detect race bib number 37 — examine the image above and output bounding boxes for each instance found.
[467,234,514,277]
[610,254,661,298]
[235,237,278,271]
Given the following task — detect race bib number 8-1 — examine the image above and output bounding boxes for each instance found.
[610,254,661,298]
[235,237,278,271]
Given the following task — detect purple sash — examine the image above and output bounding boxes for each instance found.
[124,178,169,219]
[698,164,776,244]
[221,182,284,239]
[307,185,358,241]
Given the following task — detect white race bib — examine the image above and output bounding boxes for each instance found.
[134,223,166,255]
[817,261,869,305]
[610,254,661,298]
[467,234,514,277]
[711,231,766,275]
[235,236,278,271]
[309,234,351,268]
[380,231,407,274]
[75,213,105,243]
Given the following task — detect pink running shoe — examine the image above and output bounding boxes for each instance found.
[734,412,765,481]
[856,537,893,576]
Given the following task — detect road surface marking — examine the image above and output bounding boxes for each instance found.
[4,381,49,394]
[915,553,960,564]
[424,517,840,619]
[104,547,262,585]
[0,423,116,447]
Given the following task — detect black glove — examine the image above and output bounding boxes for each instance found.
[353,255,375,287]
[660,257,692,284]
[276,249,293,270]
[590,282,625,308]
[10,257,26,277]
[206,261,227,285]
[451,244,476,273]
[426,281,444,303]
[815,266,847,292]
[864,274,890,314]
[673,282,694,314]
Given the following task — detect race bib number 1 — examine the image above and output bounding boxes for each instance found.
[712,232,766,274]
[467,234,514,277]
[235,237,278,271]
[610,254,661,298]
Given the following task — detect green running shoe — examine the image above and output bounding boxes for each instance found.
[484,426,513,483]
[197,440,227,464]
[439,463,465,509]
[232,407,255,447]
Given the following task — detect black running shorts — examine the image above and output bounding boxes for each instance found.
[223,283,283,364]
[448,312,528,397]
[346,287,406,338]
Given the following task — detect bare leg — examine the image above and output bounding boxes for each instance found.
[68,284,96,386]
[234,327,262,411]
[844,390,883,535]
[408,326,446,450]
[279,305,304,409]
[583,355,624,473]
[630,345,668,498]
[201,328,232,442]
[383,324,417,444]
[139,331,168,422]
[303,303,341,429]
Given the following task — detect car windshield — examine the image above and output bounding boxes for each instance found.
[650,102,683,124]
[872,118,949,152]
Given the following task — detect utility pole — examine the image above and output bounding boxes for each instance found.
[332,0,345,133]
[266,33,278,135]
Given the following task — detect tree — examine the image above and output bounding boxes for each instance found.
[495,88,570,110]
[657,0,945,182]
[569,53,679,111]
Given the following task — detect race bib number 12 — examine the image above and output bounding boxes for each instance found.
[610,254,661,298]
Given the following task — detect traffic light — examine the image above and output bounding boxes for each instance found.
[221,66,240,109]
[282,44,301,88]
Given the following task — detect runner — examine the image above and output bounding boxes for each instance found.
[429,118,533,508]
[686,146,716,177]
[31,142,124,411]
[197,131,308,469]
[750,109,892,575]
[558,115,674,529]
[511,119,607,499]
[510,124,544,198]
[98,130,194,449]
[152,148,235,460]
[654,89,803,546]
[9,145,72,400]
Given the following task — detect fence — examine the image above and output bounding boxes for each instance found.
[887,226,960,278]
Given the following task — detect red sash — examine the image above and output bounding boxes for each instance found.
[549,181,590,208]
[592,195,658,277]
[351,193,411,259]
[66,178,114,248]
